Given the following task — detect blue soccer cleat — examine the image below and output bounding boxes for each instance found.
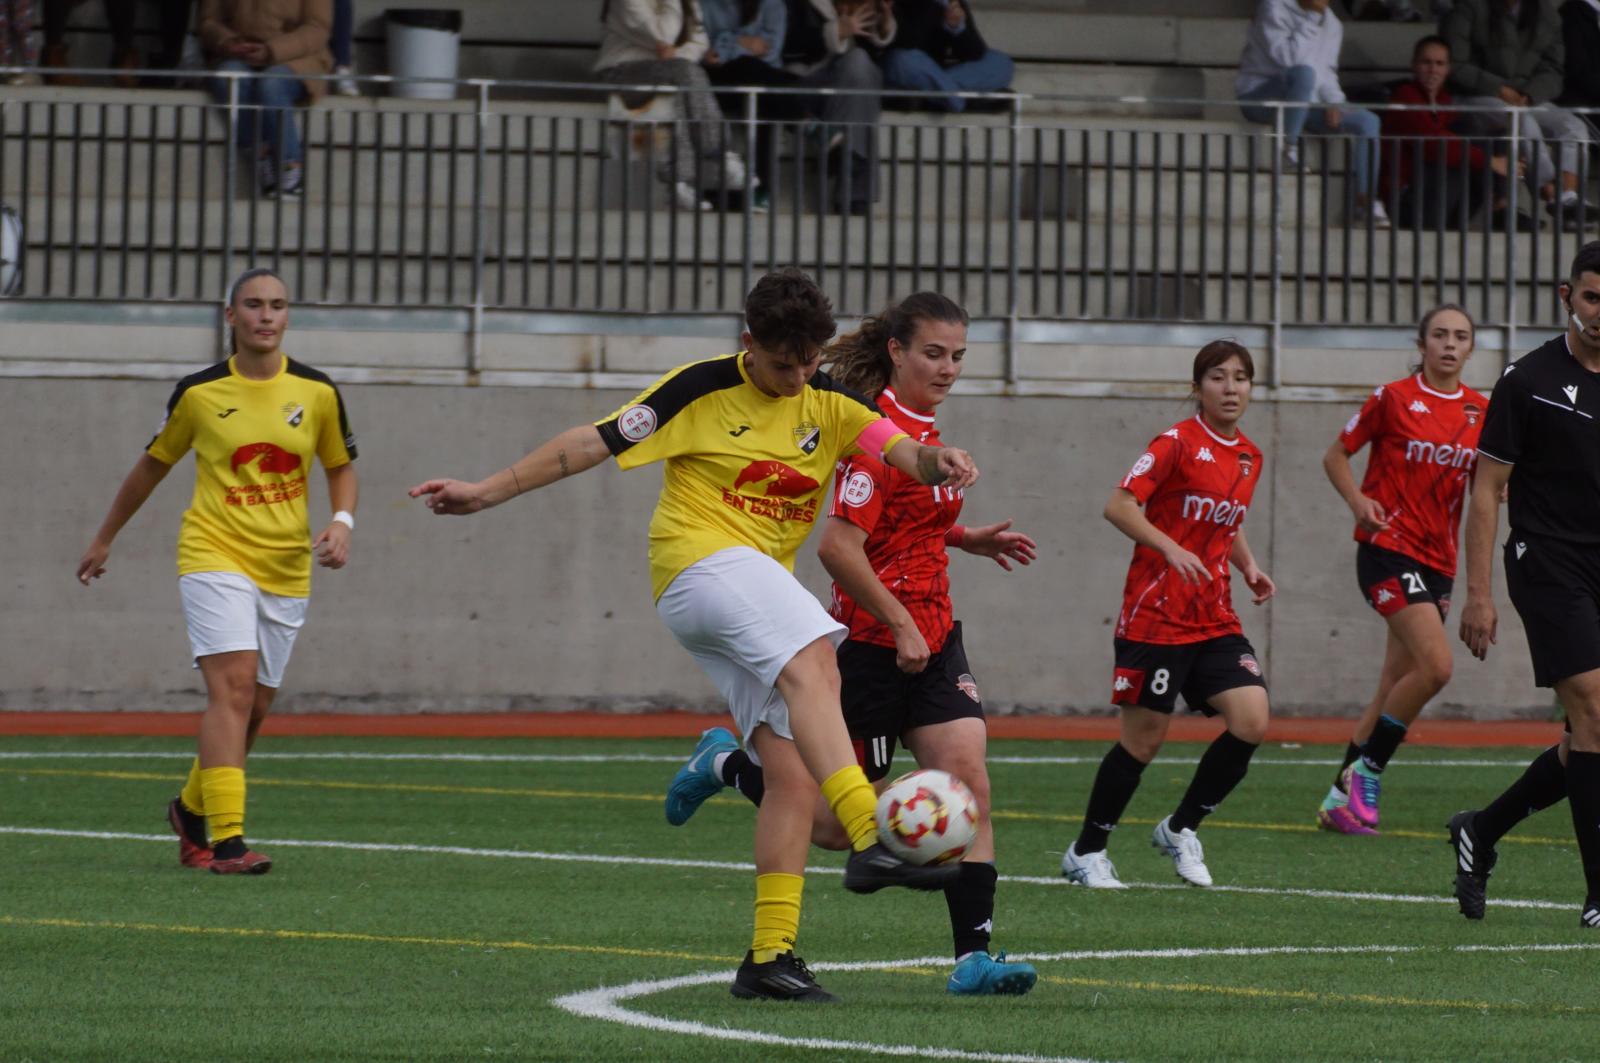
[665,726,739,825]
[946,951,1038,996]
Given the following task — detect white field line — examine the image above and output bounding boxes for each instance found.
[0,825,1574,912]
[552,940,1600,1062]
[0,750,1542,768]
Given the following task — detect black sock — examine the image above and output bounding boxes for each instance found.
[212,836,246,860]
[1566,750,1600,901]
[719,749,765,807]
[945,861,998,960]
[1334,742,1361,789]
[1075,743,1146,854]
[1170,732,1260,833]
[171,795,209,846]
[1359,714,1409,773]
[1474,744,1566,847]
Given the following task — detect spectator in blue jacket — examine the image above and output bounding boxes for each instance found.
[703,0,811,205]
[880,0,1013,112]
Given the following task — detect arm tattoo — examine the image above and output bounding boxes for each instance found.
[558,449,571,478]
[509,466,523,494]
[915,444,942,485]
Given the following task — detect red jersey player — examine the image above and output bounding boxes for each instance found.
[1060,340,1275,890]
[664,292,1041,996]
[1317,305,1485,835]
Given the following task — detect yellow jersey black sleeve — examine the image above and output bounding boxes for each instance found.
[595,352,899,600]
[145,355,358,598]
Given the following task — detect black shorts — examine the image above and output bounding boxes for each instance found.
[1110,633,1266,716]
[838,620,985,782]
[1504,533,1600,688]
[1356,543,1454,621]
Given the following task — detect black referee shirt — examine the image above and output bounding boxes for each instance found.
[1478,334,1600,545]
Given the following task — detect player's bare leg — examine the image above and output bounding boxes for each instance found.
[1554,669,1600,926]
[749,726,819,876]
[196,652,271,874]
[1154,687,1266,887]
[905,717,1035,994]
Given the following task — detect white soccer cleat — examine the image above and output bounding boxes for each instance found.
[1151,816,1213,887]
[1060,842,1127,889]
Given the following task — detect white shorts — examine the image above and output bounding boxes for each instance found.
[656,546,846,753]
[178,571,309,689]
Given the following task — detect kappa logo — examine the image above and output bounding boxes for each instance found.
[1196,447,1216,463]
[1409,400,1430,415]
[1375,588,1395,605]
[1111,667,1144,704]
[1113,675,1135,692]
[1162,428,1181,439]
[1564,384,1580,405]
[281,402,304,427]
[1344,411,1361,434]
[1516,541,1528,559]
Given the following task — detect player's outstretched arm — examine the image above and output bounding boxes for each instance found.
[883,436,979,488]
[77,453,173,586]
[957,519,1037,572]
[409,424,611,515]
[1322,439,1389,532]
[817,517,930,674]
[1103,487,1211,584]
[1459,456,1511,660]
[1230,529,1275,604]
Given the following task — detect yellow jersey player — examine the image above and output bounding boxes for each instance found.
[77,268,359,875]
[410,268,978,1002]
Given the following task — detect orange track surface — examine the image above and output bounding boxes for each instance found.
[0,711,1561,746]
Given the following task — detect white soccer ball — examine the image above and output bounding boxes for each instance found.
[874,768,979,866]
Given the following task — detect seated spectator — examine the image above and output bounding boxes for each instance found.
[783,0,894,214]
[42,0,192,87]
[330,0,355,96]
[1443,0,1589,229]
[199,0,333,198]
[1236,0,1387,227]
[702,0,807,207]
[1383,35,1523,229]
[595,0,749,212]
[2,0,39,84]
[880,0,1014,113]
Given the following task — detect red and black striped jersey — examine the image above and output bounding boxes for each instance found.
[1115,415,1263,645]
[826,387,963,652]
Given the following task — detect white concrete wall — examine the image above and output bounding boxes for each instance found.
[0,370,1545,718]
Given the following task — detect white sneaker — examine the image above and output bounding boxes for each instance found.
[1151,816,1212,887]
[1364,198,1391,229]
[721,151,747,190]
[1282,143,1299,169]
[1060,843,1127,888]
[673,181,710,211]
[333,65,359,97]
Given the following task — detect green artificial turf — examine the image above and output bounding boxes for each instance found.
[1,735,1595,1061]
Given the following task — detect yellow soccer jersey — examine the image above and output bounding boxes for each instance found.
[146,355,358,597]
[596,352,906,601]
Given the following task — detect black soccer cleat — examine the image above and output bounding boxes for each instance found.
[730,950,838,1002]
[1581,901,1600,930]
[1447,810,1497,920]
[842,842,961,894]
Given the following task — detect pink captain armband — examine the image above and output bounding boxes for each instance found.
[944,525,967,549]
[855,418,905,459]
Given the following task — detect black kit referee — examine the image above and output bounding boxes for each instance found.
[1452,241,1600,928]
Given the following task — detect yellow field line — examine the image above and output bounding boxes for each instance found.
[0,914,728,962]
[1039,973,1589,1014]
[0,766,1570,847]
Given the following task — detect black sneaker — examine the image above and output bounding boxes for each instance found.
[1447,810,1497,920]
[1581,902,1600,930]
[842,842,961,894]
[730,950,837,1002]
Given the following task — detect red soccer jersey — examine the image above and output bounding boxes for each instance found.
[1337,374,1486,576]
[827,387,964,652]
[1115,415,1263,645]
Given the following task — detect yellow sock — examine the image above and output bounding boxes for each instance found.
[751,873,804,963]
[820,765,879,852]
[199,766,246,843]
[179,758,206,817]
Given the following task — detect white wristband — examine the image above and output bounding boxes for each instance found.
[332,510,355,531]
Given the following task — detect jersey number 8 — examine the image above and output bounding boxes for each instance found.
[1150,668,1170,696]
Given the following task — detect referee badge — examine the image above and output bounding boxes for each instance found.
[794,421,820,454]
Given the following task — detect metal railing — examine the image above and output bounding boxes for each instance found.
[2,70,1596,374]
